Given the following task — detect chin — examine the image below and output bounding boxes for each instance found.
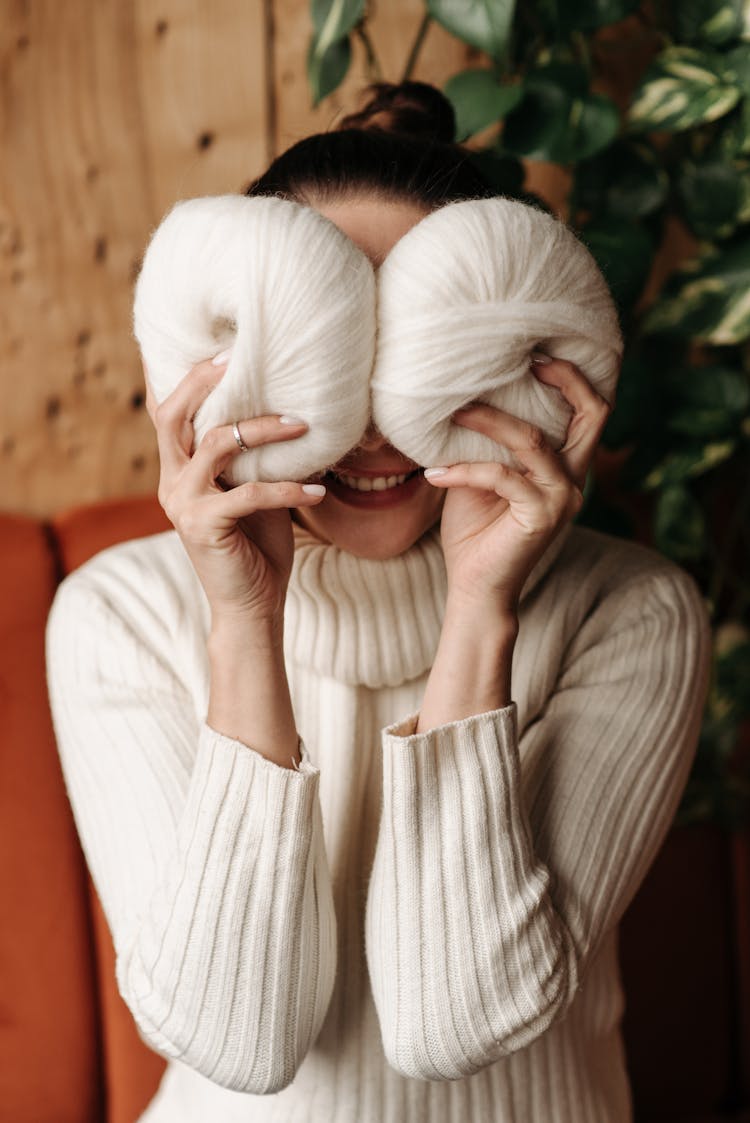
[294,503,443,560]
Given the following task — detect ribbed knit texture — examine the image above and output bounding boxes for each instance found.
[45,519,711,1122]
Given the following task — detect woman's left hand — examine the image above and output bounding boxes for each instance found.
[425,356,614,614]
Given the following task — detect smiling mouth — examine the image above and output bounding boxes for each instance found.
[324,468,421,492]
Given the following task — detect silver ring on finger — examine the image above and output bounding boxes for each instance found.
[232,421,249,452]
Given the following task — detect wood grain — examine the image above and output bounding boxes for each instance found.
[1,0,267,517]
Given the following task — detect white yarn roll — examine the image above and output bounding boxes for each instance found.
[372,197,623,471]
[133,195,375,484]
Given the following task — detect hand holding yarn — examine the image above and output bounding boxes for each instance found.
[372,197,622,473]
[134,195,375,487]
[424,355,614,613]
[147,354,327,626]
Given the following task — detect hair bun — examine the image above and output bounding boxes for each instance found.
[338,81,456,143]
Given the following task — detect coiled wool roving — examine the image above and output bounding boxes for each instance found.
[372,197,623,472]
[133,195,375,485]
[134,194,622,483]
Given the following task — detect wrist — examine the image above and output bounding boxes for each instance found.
[415,596,517,733]
[443,590,519,639]
[208,611,285,657]
[207,615,299,770]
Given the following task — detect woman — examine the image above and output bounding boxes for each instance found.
[46,82,711,1122]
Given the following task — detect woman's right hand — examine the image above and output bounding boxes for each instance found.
[148,354,326,626]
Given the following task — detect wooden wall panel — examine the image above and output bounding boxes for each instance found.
[1,0,268,517]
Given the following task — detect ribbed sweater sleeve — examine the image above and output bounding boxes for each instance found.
[365,567,711,1081]
[45,572,337,1094]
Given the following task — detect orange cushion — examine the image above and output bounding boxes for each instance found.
[0,514,103,1122]
[51,493,170,575]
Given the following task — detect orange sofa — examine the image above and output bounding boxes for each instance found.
[2,494,749,1123]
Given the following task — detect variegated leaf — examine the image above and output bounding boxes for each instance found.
[628,46,741,131]
[644,440,737,488]
[642,240,750,343]
[677,0,746,45]
[308,0,364,104]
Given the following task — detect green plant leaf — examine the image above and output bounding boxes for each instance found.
[714,637,750,724]
[526,60,591,96]
[628,46,742,132]
[739,165,750,218]
[307,36,352,104]
[444,69,523,139]
[722,42,750,92]
[503,66,620,162]
[575,140,668,218]
[718,97,750,155]
[543,0,641,32]
[675,0,746,45]
[641,238,750,343]
[579,216,654,312]
[644,439,737,488]
[310,0,364,35]
[654,482,707,560]
[663,364,750,437]
[426,0,515,58]
[307,0,364,105]
[717,44,750,153]
[678,156,748,238]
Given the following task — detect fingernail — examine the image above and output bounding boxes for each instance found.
[279,415,306,426]
[211,347,233,366]
[424,467,448,479]
[302,483,326,495]
[530,351,552,364]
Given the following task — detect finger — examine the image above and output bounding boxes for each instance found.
[209,479,326,522]
[452,405,564,487]
[426,460,541,506]
[531,355,615,416]
[425,461,582,526]
[153,354,230,481]
[187,416,309,493]
[531,357,613,486]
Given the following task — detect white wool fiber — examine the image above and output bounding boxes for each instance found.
[372,197,623,471]
[133,195,375,484]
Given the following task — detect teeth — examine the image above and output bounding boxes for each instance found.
[334,472,409,491]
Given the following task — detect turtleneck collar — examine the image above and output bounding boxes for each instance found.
[283,519,572,689]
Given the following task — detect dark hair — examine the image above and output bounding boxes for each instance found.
[246,81,494,209]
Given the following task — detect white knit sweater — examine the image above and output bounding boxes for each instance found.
[46,518,711,1122]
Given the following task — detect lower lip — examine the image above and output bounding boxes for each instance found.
[324,471,423,509]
